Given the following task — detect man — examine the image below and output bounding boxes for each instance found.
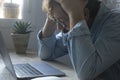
[38,0,120,80]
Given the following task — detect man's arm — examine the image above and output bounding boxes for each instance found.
[37,18,68,60]
[42,17,56,38]
[63,14,120,80]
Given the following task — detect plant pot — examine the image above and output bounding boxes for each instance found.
[3,3,19,18]
[11,33,30,54]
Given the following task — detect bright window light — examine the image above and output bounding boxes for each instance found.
[0,0,23,19]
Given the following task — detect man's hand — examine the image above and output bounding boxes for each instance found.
[55,0,86,29]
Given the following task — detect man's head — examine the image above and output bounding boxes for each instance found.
[42,0,101,27]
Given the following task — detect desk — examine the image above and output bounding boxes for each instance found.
[0,52,79,80]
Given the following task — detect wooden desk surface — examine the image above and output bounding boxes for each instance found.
[0,52,78,80]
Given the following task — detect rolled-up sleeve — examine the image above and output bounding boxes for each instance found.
[62,19,120,80]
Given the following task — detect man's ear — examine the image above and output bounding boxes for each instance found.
[84,8,90,22]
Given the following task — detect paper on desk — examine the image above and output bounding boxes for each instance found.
[31,76,63,80]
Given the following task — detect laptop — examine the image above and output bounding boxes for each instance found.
[0,32,65,80]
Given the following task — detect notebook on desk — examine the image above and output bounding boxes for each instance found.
[0,32,65,80]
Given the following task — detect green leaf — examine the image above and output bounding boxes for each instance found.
[12,21,33,34]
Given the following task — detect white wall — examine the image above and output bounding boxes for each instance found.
[22,0,46,52]
[0,19,18,50]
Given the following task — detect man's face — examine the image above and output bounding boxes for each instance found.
[52,0,91,27]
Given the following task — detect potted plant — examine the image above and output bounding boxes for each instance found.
[11,21,32,54]
[3,0,19,18]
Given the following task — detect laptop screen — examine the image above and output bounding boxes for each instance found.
[0,32,17,78]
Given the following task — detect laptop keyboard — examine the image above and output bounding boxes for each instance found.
[14,64,43,76]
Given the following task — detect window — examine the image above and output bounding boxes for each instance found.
[0,0,23,19]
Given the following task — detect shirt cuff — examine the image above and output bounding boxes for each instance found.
[38,30,56,45]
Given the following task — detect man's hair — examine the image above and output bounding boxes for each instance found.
[42,0,61,14]
[86,0,101,18]
[42,0,101,18]
[42,0,67,17]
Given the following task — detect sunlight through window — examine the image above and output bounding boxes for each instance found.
[0,0,23,19]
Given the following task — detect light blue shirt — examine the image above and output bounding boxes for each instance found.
[38,3,120,80]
